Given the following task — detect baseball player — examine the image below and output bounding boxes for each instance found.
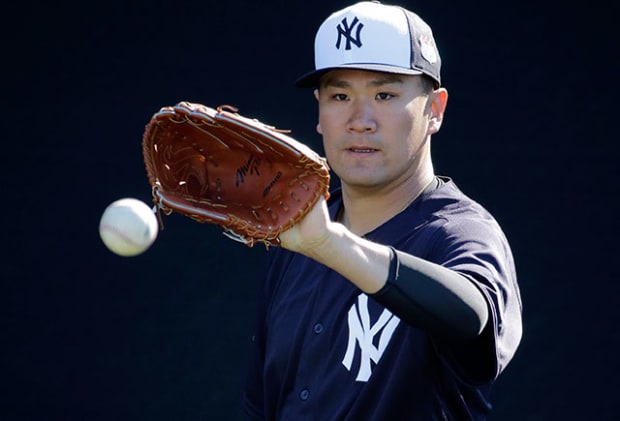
[243,2,523,419]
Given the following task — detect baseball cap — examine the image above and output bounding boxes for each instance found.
[296,1,441,88]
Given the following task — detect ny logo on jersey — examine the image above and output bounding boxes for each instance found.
[335,16,364,50]
[342,293,400,382]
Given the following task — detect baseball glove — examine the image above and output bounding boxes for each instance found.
[142,101,330,248]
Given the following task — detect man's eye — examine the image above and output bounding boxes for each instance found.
[332,93,348,101]
[376,92,394,100]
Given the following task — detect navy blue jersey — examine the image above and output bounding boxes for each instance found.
[243,177,522,420]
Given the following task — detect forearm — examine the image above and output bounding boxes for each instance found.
[296,221,392,294]
[295,222,489,341]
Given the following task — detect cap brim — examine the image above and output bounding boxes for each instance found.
[295,64,424,88]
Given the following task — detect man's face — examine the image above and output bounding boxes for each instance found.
[315,69,441,193]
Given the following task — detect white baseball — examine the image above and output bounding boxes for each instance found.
[99,198,159,257]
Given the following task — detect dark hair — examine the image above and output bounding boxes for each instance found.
[419,75,437,94]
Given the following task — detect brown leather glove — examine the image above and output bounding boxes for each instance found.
[142,101,330,248]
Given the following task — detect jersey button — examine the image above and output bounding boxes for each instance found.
[299,389,310,401]
[313,323,323,334]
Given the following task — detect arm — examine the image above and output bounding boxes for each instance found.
[279,197,489,341]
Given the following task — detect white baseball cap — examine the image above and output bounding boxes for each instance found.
[296,1,441,88]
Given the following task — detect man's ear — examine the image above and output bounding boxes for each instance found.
[314,88,320,101]
[428,88,448,134]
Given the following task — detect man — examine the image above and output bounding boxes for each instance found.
[243,2,522,419]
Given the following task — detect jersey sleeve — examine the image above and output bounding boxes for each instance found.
[426,213,523,384]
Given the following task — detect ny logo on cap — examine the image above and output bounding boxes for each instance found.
[335,16,364,50]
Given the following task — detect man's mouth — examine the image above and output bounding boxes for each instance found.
[348,148,377,153]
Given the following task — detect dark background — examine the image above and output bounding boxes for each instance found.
[3,0,616,419]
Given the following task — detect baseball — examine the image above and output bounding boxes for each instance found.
[99,198,159,257]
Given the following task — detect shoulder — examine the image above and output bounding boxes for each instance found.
[422,177,508,243]
[425,177,495,220]
[412,177,516,278]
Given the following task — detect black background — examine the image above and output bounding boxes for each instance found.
[3,0,617,420]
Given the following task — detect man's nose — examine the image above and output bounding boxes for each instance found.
[346,100,377,133]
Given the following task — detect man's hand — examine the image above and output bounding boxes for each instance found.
[278,197,333,255]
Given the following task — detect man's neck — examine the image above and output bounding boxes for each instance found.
[339,171,435,236]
